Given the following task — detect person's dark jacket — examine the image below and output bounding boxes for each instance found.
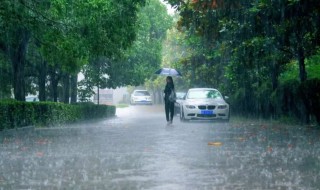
[164,82,174,102]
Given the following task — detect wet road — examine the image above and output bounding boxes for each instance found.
[1,105,320,189]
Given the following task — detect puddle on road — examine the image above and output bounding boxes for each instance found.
[1,107,320,189]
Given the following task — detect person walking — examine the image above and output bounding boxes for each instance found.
[164,76,175,125]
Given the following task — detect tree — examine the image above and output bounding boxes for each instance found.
[0,0,54,101]
[79,0,173,101]
[0,53,11,98]
[46,0,147,103]
[0,0,146,103]
[124,0,173,86]
[164,0,320,120]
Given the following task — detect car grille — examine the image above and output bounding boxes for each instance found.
[198,105,206,110]
[197,114,216,118]
[208,105,216,110]
[198,105,216,110]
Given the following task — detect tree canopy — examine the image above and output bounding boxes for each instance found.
[163,0,320,123]
[78,0,173,101]
[0,0,151,102]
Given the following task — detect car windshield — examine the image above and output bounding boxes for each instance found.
[176,92,186,99]
[26,97,38,102]
[134,91,150,96]
[187,89,223,99]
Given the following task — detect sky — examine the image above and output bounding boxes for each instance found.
[160,0,176,15]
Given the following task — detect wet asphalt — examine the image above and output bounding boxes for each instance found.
[0,105,320,190]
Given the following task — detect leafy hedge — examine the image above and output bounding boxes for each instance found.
[273,79,320,124]
[299,79,320,124]
[0,100,116,130]
[228,78,320,125]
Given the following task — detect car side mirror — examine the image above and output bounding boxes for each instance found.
[224,96,229,100]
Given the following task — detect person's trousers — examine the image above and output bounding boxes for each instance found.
[165,101,174,122]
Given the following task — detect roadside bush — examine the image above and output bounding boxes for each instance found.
[299,79,320,125]
[31,102,79,126]
[271,79,320,125]
[0,100,35,129]
[229,84,273,118]
[0,101,116,130]
[272,79,303,120]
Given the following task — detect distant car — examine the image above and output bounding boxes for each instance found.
[26,96,39,102]
[180,88,229,122]
[130,90,152,105]
[174,91,186,115]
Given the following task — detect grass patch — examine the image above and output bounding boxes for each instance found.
[116,104,129,108]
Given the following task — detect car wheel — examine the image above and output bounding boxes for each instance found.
[175,107,179,115]
[179,109,183,121]
[180,109,188,122]
[224,110,230,123]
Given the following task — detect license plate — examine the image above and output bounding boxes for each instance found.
[201,110,213,115]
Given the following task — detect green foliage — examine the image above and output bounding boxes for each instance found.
[77,79,95,102]
[0,0,147,102]
[279,61,299,83]
[120,0,173,86]
[0,53,11,98]
[162,0,320,124]
[80,0,173,95]
[0,101,115,130]
[272,79,302,119]
[279,50,320,83]
[306,50,320,79]
[270,78,320,125]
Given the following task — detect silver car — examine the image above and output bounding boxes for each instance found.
[26,96,39,102]
[130,90,152,105]
[180,88,230,122]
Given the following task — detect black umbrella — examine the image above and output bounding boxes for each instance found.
[154,67,182,77]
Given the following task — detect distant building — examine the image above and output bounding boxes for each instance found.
[93,87,129,105]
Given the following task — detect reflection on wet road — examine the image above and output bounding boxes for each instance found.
[1,105,320,189]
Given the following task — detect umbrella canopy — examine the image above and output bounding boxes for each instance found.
[154,68,182,77]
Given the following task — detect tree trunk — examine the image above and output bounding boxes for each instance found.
[12,57,25,101]
[48,66,60,102]
[271,60,279,91]
[158,89,163,104]
[270,60,280,119]
[152,88,158,104]
[10,29,30,101]
[70,74,78,104]
[62,73,70,104]
[97,86,100,105]
[38,61,47,101]
[297,45,310,123]
[297,46,307,82]
[51,74,59,102]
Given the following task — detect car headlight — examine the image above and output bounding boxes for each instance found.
[218,105,228,109]
[186,105,196,109]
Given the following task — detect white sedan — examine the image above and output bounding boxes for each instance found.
[180,88,230,122]
[130,90,153,105]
